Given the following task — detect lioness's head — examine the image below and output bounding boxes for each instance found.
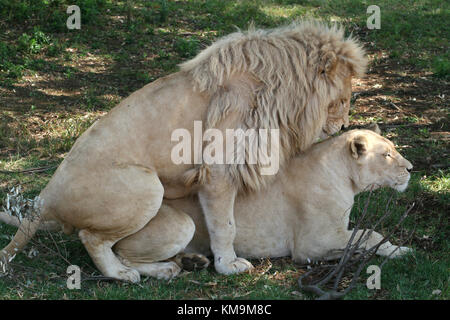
[347,130,413,192]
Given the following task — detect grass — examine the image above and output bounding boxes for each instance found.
[0,0,448,300]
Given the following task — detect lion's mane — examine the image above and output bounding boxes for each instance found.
[181,20,367,191]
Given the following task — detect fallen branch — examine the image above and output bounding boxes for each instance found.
[298,190,415,300]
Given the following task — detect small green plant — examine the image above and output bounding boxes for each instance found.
[80,89,102,111]
[159,0,169,23]
[135,71,151,83]
[432,55,450,79]
[47,39,64,57]
[0,41,13,60]
[404,116,420,123]
[0,42,22,81]
[156,49,171,60]
[18,28,51,54]
[174,38,200,58]
[3,62,24,79]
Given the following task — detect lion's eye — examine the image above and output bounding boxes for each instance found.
[384,152,391,158]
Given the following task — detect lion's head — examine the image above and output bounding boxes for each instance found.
[347,130,413,192]
[181,21,367,191]
[321,76,352,138]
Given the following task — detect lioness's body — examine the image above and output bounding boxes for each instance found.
[113,130,413,279]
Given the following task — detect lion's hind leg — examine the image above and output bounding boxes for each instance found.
[114,204,196,280]
[79,230,141,283]
[118,256,181,280]
[76,165,164,283]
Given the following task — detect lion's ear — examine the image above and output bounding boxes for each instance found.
[350,134,368,159]
[319,51,337,76]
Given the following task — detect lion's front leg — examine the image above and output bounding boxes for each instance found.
[198,179,253,275]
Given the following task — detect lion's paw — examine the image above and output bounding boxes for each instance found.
[116,266,141,283]
[175,253,210,271]
[154,262,181,280]
[215,257,253,275]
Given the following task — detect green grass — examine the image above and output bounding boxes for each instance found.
[0,0,448,300]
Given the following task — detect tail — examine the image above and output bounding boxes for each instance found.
[0,211,60,231]
[0,188,52,266]
[0,213,42,265]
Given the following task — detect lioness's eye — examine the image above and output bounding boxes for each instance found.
[384,152,391,158]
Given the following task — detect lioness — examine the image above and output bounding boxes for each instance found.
[108,129,413,279]
[0,21,367,282]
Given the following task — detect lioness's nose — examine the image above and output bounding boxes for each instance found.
[405,161,413,172]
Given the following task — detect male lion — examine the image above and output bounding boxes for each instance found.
[0,129,413,280]
[0,21,367,282]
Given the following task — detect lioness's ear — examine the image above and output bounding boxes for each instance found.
[350,135,368,159]
[319,51,337,76]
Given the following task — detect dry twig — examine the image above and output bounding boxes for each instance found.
[298,190,415,299]
[0,165,57,174]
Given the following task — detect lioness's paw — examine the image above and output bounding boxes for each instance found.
[116,266,141,283]
[379,245,413,258]
[215,257,253,275]
[390,246,413,258]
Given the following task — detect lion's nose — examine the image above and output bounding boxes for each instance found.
[406,163,413,172]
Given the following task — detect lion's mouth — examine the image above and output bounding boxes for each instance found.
[323,121,344,137]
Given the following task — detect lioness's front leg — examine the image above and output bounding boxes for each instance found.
[324,229,412,260]
[198,178,253,275]
[351,230,412,258]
